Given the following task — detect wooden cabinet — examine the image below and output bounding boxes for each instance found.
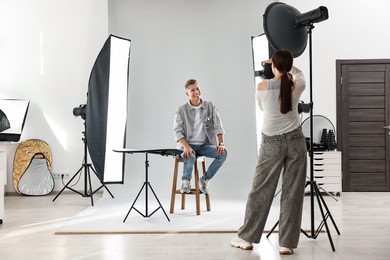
[306,151,342,196]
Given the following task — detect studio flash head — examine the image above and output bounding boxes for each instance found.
[73,104,86,119]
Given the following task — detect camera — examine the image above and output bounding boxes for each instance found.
[73,104,86,119]
[255,62,274,79]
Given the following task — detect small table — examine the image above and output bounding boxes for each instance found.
[113,148,181,222]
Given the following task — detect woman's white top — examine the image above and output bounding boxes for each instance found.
[256,66,306,136]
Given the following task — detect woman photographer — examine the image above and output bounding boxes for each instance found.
[231,49,307,255]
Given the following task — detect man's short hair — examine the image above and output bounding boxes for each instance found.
[185,79,198,89]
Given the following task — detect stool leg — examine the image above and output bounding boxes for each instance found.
[181,193,186,210]
[202,160,211,211]
[194,161,201,215]
[171,156,210,215]
[170,158,179,214]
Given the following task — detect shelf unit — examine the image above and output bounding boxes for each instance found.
[306,151,342,196]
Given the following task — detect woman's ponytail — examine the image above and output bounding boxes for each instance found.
[271,49,294,114]
[279,72,294,114]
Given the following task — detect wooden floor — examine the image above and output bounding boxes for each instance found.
[1,191,389,260]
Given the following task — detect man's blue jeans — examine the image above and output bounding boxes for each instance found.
[181,144,227,181]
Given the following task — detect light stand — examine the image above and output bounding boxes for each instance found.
[301,24,340,250]
[52,121,114,206]
[262,2,340,251]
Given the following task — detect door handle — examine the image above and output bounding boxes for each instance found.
[385,125,390,135]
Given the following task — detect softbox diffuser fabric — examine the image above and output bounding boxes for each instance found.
[86,35,131,183]
[263,2,308,57]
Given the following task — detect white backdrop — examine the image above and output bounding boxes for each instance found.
[107,0,271,201]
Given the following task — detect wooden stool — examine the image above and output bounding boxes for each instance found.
[170,156,211,215]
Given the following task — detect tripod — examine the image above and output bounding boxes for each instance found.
[266,24,340,251]
[121,150,174,223]
[303,24,340,251]
[52,122,114,206]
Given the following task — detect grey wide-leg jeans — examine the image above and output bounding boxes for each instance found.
[238,128,307,249]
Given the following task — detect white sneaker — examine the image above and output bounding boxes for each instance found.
[199,177,209,194]
[231,237,253,250]
[180,180,191,194]
[279,246,293,255]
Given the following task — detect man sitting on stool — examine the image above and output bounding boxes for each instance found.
[173,79,227,194]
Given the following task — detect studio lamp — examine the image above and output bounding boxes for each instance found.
[73,104,86,120]
[258,3,328,79]
[86,35,131,184]
[262,2,339,252]
[263,2,308,57]
[296,6,329,28]
[263,3,328,56]
[53,35,131,206]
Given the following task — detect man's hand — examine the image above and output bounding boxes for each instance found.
[216,144,226,155]
[182,146,194,159]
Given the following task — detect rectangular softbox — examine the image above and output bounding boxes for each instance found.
[85,35,131,184]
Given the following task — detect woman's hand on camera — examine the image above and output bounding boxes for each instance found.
[262,59,272,65]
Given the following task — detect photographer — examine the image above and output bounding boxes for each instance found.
[231,49,307,255]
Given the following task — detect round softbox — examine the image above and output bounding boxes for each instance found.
[263,2,308,57]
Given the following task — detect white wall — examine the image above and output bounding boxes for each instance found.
[0,0,108,193]
[282,0,390,126]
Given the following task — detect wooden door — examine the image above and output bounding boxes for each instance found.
[336,59,390,191]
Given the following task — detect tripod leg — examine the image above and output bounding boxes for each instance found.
[316,184,341,235]
[147,182,170,222]
[313,183,336,251]
[317,184,338,201]
[306,176,338,201]
[52,166,83,202]
[266,220,279,238]
[123,183,146,223]
[301,229,310,237]
[89,165,114,198]
[86,166,94,206]
[102,184,114,198]
[91,184,115,198]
